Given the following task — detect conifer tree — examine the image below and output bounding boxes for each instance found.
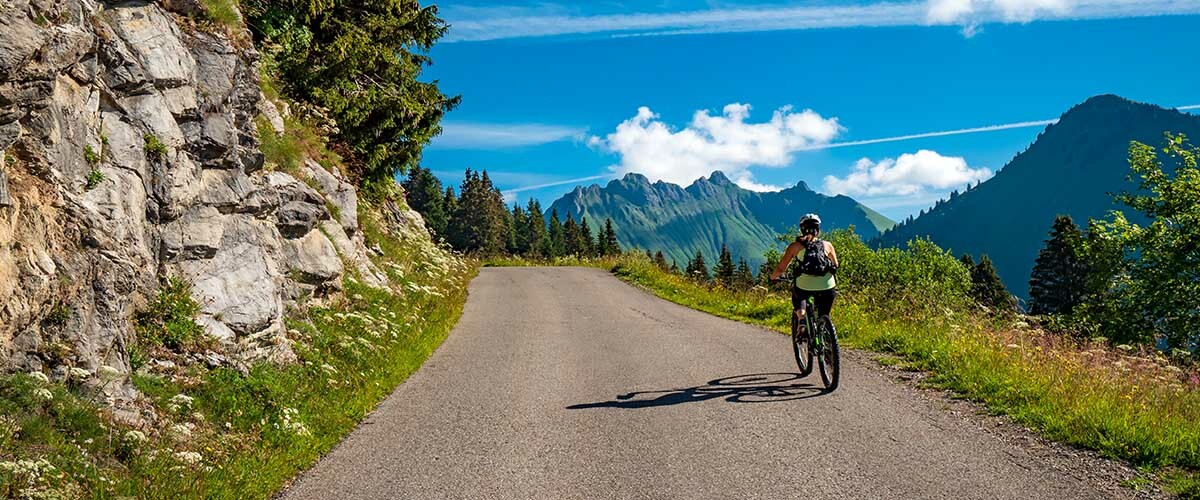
[402,165,446,237]
[685,249,710,282]
[735,257,754,290]
[525,199,548,259]
[509,204,528,255]
[562,214,583,256]
[970,255,1016,313]
[547,209,565,258]
[715,244,735,288]
[653,251,669,270]
[1028,215,1088,315]
[960,254,975,270]
[579,217,596,257]
[599,219,621,256]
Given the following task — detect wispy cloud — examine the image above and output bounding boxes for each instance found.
[501,174,617,196]
[443,0,1200,42]
[431,122,586,149]
[800,119,1059,151]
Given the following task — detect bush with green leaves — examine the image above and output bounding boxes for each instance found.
[240,0,460,188]
[826,229,972,316]
[134,277,206,351]
[1076,133,1200,349]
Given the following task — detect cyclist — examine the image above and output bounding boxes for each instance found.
[769,213,839,329]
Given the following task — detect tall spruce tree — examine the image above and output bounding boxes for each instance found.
[579,217,596,257]
[734,257,754,290]
[402,165,446,237]
[1028,215,1088,315]
[525,199,548,259]
[562,214,583,256]
[715,244,736,288]
[960,254,975,270]
[447,169,508,254]
[600,218,621,256]
[685,249,710,282]
[547,209,565,258]
[970,255,1016,313]
[509,204,528,255]
[653,251,669,270]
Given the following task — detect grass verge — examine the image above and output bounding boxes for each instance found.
[607,254,1200,497]
[0,207,476,499]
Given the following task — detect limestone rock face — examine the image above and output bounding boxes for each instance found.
[0,0,394,394]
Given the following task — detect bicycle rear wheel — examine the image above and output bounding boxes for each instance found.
[816,315,840,391]
[791,310,813,377]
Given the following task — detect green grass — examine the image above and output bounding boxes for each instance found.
[607,254,1200,496]
[0,204,477,498]
[84,169,105,190]
[199,0,241,28]
[143,134,167,160]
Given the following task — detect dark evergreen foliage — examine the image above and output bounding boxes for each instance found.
[1028,215,1088,315]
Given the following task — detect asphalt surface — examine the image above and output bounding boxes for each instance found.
[281,267,1120,499]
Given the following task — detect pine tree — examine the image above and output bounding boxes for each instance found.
[509,204,528,255]
[685,249,710,282]
[734,257,754,290]
[653,251,668,270]
[960,253,975,270]
[715,244,735,288]
[547,209,565,258]
[579,217,596,257]
[670,260,680,274]
[525,199,547,259]
[599,218,621,256]
[562,214,582,256]
[447,169,508,255]
[1028,215,1088,315]
[401,165,446,237]
[970,255,1016,313]
[442,186,461,249]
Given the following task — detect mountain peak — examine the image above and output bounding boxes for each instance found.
[708,170,732,185]
[618,172,651,186]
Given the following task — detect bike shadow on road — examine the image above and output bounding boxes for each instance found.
[566,373,826,410]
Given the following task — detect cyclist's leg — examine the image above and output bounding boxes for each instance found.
[790,287,805,323]
[814,288,836,317]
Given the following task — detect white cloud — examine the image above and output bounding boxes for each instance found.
[442,0,1200,42]
[432,122,586,149]
[590,103,842,188]
[822,150,992,197]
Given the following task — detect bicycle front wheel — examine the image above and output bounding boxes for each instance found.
[817,315,840,391]
[792,310,813,377]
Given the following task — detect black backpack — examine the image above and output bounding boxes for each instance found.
[797,238,834,276]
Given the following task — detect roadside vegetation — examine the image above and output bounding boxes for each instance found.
[0,205,476,499]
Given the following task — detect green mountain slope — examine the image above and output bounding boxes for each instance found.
[547,171,894,268]
[874,94,1200,300]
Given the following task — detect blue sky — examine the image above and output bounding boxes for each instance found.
[419,0,1200,221]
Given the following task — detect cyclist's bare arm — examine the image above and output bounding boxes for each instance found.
[770,241,804,280]
[825,241,839,268]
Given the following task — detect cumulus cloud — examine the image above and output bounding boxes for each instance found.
[822,150,992,197]
[590,103,841,189]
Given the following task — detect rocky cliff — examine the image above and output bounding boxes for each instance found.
[0,0,409,401]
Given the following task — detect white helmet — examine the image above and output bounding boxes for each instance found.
[799,213,821,228]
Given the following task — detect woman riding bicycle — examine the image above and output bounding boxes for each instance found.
[769,214,839,328]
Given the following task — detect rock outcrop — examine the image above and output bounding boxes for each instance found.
[0,0,390,397]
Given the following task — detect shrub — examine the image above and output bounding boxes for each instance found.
[84,169,104,190]
[143,134,167,160]
[134,277,207,351]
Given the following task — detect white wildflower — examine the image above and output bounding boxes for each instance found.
[68,367,91,379]
[27,372,49,384]
[320,364,338,375]
[169,423,192,438]
[32,388,53,401]
[97,365,121,380]
[123,430,148,444]
[278,407,311,436]
[167,394,195,412]
[173,451,203,465]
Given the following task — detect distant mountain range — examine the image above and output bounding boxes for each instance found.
[875,94,1200,300]
[547,171,894,268]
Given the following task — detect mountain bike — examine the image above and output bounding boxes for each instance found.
[772,276,840,392]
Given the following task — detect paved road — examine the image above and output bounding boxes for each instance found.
[282,267,1121,499]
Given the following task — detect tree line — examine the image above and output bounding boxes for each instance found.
[1027,134,1198,350]
[403,166,621,258]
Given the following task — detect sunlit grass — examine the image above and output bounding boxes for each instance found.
[0,206,477,498]
[608,254,1200,496]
